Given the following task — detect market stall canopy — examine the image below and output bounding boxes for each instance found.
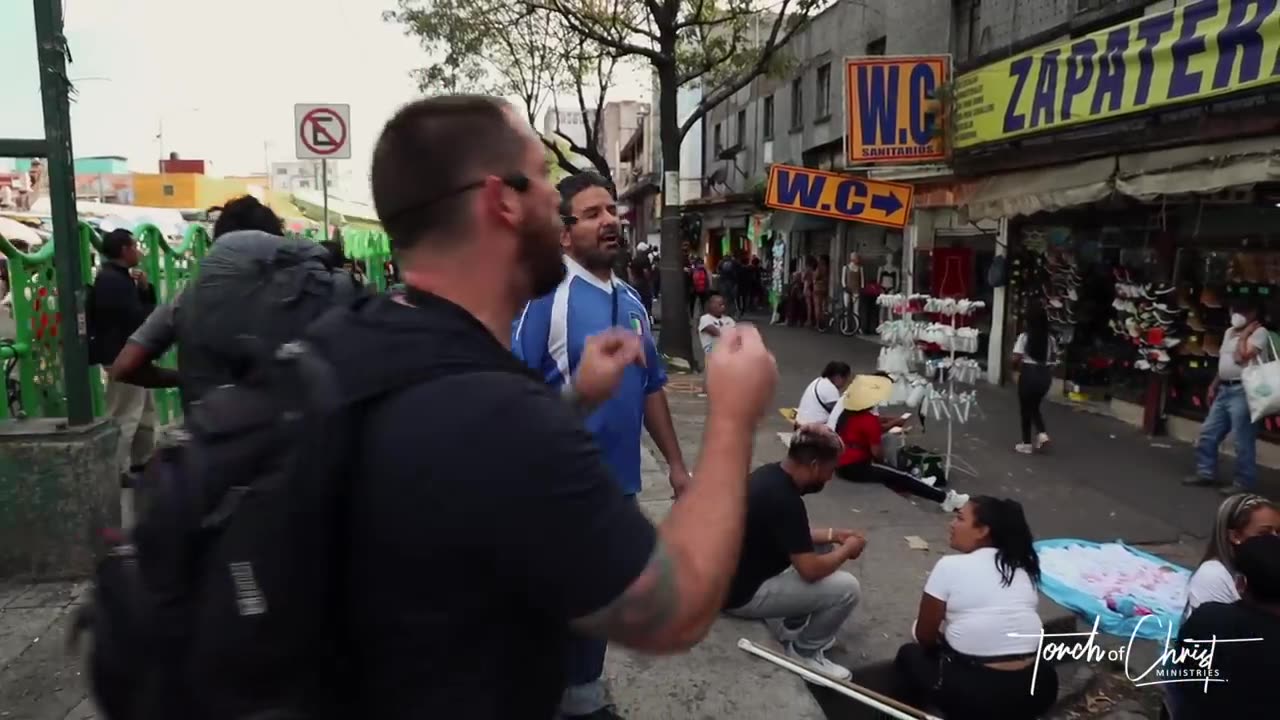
[961,157,1117,222]
[1115,136,1280,201]
[0,216,45,246]
[290,189,378,225]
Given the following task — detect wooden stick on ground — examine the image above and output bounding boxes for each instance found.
[737,638,943,720]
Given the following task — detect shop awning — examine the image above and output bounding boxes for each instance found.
[769,210,836,233]
[1115,136,1280,200]
[962,157,1116,221]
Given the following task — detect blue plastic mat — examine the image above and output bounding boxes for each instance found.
[1034,538,1192,641]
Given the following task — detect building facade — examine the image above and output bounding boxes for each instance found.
[695,0,1280,459]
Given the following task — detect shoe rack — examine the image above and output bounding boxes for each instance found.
[1166,247,1280,431]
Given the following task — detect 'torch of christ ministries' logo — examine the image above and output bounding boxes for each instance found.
[1009,615,1264,694]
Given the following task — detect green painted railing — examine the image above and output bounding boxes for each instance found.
[0,223,392,421]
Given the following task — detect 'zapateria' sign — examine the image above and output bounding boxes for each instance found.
[953,0,1280,149]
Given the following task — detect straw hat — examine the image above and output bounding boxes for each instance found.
[841,374,893,412]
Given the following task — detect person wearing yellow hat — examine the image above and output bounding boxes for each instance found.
[831,375,969,512]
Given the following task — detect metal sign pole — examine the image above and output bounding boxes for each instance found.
[322,159,329,240]
[33,0,92,425]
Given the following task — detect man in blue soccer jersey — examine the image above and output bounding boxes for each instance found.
[513,171,691,720]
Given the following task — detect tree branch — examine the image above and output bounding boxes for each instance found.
[526,0,666,63]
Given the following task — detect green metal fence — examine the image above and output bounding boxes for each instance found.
[0,222,392,422]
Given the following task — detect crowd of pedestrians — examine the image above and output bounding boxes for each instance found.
[74,94,1273,720]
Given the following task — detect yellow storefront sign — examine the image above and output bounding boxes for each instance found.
[844,55,950,164]
[764,164,913,230]
[953,0,1280,149]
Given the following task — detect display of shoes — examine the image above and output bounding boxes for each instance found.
[1203,333,1222,357]
[1187,308,1207,332]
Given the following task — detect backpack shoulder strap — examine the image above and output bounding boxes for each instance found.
[814,383,836,412]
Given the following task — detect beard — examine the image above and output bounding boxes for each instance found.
[520,209,567,298]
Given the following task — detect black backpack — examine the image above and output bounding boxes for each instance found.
[78,319,521,720]
[176,230,362,407]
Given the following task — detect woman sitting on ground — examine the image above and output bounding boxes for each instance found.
[794,361,852,427]
[895,496,1058,720]
[832,374,968,512]
[1186,493,1279,614]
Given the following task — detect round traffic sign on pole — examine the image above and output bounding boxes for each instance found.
[298,107,349,158]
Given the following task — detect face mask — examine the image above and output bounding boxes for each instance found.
[1231,313,1248,329]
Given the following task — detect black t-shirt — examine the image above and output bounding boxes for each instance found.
[724,463,813,609]
[1175,600,1280,719]
[631,254,653,293]
[346,298,657,719]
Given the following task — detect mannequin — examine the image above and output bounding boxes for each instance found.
[878,255,900,293]
[842,252,864,297]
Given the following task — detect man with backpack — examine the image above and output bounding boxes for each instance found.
[83,95,778,720]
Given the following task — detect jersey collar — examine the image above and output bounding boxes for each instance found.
[564,254,621,293]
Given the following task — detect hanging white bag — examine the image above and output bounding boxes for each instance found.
[1242,334,1280,422]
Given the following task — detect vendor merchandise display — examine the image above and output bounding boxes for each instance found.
[873,293,986,479]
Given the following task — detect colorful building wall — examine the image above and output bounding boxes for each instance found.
[16,156,129,175]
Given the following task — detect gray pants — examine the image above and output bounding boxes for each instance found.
[726,566,862,654]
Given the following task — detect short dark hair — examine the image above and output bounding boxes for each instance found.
[1236,533,1280,603]
[557,171,614,218]
[821,361,851,380]
[372,95,525,252]
[100,229,135,259]
[213,195,283,238]
[787,427,842,465]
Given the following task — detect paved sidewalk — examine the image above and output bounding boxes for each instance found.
[0,581,94,720]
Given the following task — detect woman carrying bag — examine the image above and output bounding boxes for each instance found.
[1011,306,1056,454]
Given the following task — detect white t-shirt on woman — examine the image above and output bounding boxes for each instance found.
[1185,559,1240,613]
[922,547,1044,656]
[1013,333,1058,366]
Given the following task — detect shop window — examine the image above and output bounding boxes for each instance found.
[762,96,775,140]
[737,109,747,146]
[162,184,174,197]
[815,63,831,120]
[790,77,803,129]
[713,122,722,153]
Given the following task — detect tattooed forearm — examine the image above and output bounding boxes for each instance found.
[570,540,680,645]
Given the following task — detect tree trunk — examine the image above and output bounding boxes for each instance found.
[656,63,694,365]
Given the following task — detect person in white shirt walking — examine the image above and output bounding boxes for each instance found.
[1011,306,1057,454]
[794,361,852,427]
[1189,299,1269,494]
[698,293,736,356]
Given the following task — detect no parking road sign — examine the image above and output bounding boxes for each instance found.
[294,103,351,160]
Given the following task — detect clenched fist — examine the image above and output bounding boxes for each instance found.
[574,328,646,407]
[704,324,777,425]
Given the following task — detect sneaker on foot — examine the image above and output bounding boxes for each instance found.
[941,490,970,513]
[1219,484,1251,497]
[1182,475,1217,486]
[1035,432,1051,450]
[785,645,852,682]
[1014,443,1033,454]
[773,618,838,652]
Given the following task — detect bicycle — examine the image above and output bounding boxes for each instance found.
[815,295,861,336]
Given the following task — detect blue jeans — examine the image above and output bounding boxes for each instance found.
[1194,382,1257,489]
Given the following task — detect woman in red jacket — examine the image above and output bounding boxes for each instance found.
[833,374,969,512]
